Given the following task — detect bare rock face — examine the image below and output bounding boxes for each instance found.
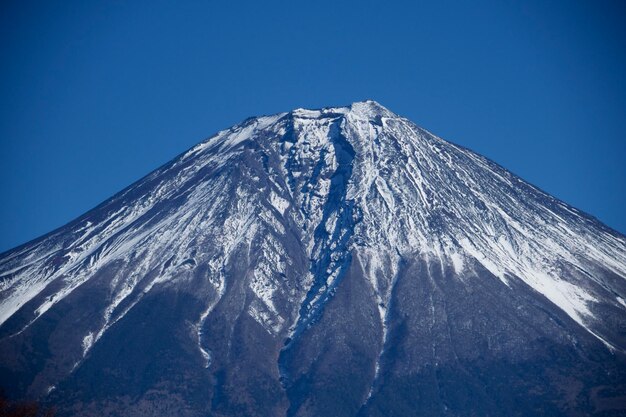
[1,101,625,416]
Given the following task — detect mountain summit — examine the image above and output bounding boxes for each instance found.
[1,101,625,416]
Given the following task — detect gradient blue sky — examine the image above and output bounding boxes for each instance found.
[1,0,625,252]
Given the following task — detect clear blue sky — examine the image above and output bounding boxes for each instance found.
[1,0,625,252]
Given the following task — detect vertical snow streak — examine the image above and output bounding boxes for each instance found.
[360,250,401,401]
[278,118,358,395]
[195,281,224,368]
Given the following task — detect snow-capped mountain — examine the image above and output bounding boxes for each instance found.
[1,101,625,416]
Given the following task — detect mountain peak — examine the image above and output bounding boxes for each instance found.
[1,102,625,416]
[348,99,396,119]
[289,100,396,121]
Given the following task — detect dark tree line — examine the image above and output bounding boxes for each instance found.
[0,392,55,417]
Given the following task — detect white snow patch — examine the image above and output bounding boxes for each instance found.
[269,192,290,216]
[449,252,464,274]
[82,332,94,356]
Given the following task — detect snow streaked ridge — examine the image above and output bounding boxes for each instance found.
[0,100,625,366]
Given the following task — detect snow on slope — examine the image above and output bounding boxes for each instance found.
[1,100,625,362]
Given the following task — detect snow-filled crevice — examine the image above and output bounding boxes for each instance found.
[278,117,358,397]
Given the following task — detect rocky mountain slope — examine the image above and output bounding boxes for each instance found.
[1,101,625,416]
